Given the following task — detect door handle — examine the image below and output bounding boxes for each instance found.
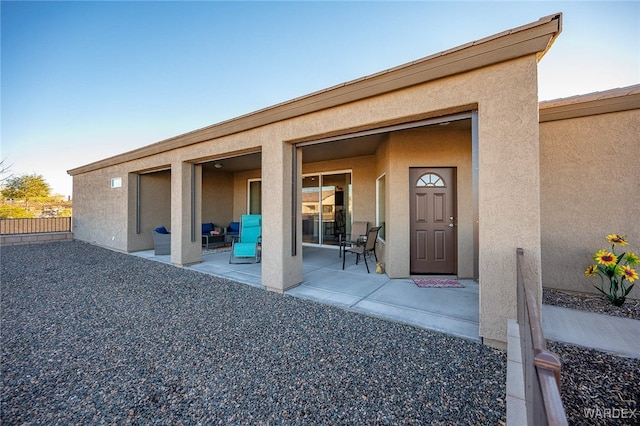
[449,223,455,228]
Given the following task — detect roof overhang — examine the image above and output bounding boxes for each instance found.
[69,13,562,176]
[539,84,640,122]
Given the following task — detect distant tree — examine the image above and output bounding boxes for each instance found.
[1,174,51,210]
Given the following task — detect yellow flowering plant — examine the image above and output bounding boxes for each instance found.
[585,234,639,306]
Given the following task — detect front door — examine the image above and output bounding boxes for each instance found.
[410,167,457,274]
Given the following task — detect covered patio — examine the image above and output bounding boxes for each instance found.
[69,15,566,346]
[132,245,480,342]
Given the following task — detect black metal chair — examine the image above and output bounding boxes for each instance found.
[342,226,381,273]
[338,220,369,258]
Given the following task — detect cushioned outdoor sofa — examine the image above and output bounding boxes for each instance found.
[152,226,171,255]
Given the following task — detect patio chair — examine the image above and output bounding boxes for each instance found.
[339,221,369,258]
[225,221,240,243]
[152,226,171,255]
[229,214,262,263]
[342,226,381,273]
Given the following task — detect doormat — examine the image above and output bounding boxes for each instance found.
[203,245,231,254]
[413,279,464,288]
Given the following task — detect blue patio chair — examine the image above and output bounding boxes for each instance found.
[225,221,240,243]
[229,214,262,263]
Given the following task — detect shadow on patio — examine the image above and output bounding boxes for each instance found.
[132,245,480,342]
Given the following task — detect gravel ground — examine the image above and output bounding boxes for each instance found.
[2,241,507,425]
[543,290,640,424]
[547,341,639,425]
[3,242,638,425]
[544,288,640,320]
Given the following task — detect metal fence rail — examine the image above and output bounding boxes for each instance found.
[516,248,568,426]
[0,217,72,235]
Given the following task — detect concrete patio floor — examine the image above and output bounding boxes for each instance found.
[133,245,481,342]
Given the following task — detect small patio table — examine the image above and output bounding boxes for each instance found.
[202,233,225,249]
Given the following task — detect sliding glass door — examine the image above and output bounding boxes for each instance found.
[302,176,320,243]
[302,172,351,246]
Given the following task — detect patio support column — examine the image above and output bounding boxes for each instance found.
[170,161,202,266]
[261,141,303,293]
[477,56,542,348]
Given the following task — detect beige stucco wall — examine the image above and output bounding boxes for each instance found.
[73,131,264,263]
[232,169,261,221]
[168,161,200,266]
[298,57,541,344]
[72,166,131,251]
[374,136,391,263]
[261,139,303,292]
[70,53,542,344]
[73,165,173,252]
[288,57,540,344]
[129,170,171,252]
[202,168,234,227]
[540,109,640,299]
[476,60,541,346]
[384,126,473,279]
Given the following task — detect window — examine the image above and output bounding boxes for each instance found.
[416,173,445,187]
[110,177,122,188]
[377,174,386,240]
[248,179,261,214]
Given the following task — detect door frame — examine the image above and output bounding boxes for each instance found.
[409,167,458,275]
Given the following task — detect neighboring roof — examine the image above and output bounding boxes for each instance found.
[68,13,562,176]
[539,84,640,122]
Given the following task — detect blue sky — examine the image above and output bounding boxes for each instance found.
[2,1,638,197]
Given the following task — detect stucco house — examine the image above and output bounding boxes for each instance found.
[67,13,640,347]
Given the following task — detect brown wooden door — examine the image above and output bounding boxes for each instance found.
[410,168,457,274]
